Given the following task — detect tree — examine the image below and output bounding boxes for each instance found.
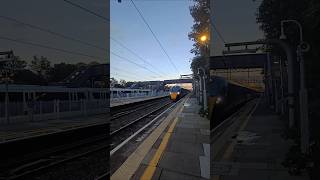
[12,56,27,70]
[190,56,206,77]
[30,56,51,79]
[12,69,46,85]
[49,63,77,82]
[188,0,210,77]
[119,79,126,87]
[89,61,100,65]
[188,0,210,56]
[76,62,87,68]
[110,77,118,88]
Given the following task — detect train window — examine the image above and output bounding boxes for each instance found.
[170,86,181,92]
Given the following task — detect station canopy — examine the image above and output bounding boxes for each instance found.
[209,53,267,69]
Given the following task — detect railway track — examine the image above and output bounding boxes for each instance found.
[0,96,180,179]
[109,95,188,175]
[110,96,168,120]
[110,94,188,155]
[110,98,172,134]
[0,122,109,180]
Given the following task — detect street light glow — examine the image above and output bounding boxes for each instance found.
[200,35,207,42]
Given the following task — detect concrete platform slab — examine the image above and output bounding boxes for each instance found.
[159,170,207,180]
[118,96,210,180]
[212,98,310,180]
[158,151,201,177]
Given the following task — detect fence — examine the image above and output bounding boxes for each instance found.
[0,99,108,124]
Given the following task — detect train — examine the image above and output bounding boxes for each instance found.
[169,85,189,101]
[208,76,260,130]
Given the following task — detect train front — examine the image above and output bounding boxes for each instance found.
[169,85,181,101]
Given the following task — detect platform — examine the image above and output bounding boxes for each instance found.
[0,114,106,142]
[110,95,168,107]
[111,96,210,180]
[212,97,310,180]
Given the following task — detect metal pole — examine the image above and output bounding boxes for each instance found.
[267,52,273,105]
[198,67,207,110]
[198,75,203,105]
[5,71,9,124]
[298,47,309,153]
[281,19,309,153]
[203,75,207,111]
[279,56,285,114]
[274,79,279,113]
[267,39,295,128]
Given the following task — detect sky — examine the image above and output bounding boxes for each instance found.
[0,0,108,65]
[110,0,195,82]
[211,0,264,56]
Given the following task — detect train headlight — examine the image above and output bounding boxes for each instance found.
[216,96,223,104]
[177,92,180,95]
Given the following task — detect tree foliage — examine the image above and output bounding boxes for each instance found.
[188,0,210,56]
[2,54,99,85]
[110,77,118,88]
[12,56,27,70]
[256,0,320,88]
[188,0,210,77]
[30,56,51,79]
[49,63,77,82]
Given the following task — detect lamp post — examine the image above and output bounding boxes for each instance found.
[198,67,207,110]
[280,19,310,153]
[199,35,209,111]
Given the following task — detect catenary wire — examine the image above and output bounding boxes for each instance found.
[62,0,109,22]
[0,36,104,60]
[0,15,106,51]
[130,0,180,74]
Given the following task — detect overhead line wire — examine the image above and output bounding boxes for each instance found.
[62,0,110,22]
[0,15,107,52]
[111,51,165,78]
[111,66,157,79]
[0,36,104,60]
[110,37,167,77]
[110,72,140,81]
[130,0,180,74]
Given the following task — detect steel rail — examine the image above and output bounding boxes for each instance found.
[110,95,188,156]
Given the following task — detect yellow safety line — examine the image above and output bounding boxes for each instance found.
[140,117,179,180]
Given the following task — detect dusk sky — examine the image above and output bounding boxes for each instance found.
[111,0,195,81]
[0,0,263,82]
[0,0,107,65]
[212,0,264,55]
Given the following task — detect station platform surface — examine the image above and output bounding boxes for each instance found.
[212,97,309,180]
[111,96,210,180]
[0,114,106,142]
[110,95,168,107]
